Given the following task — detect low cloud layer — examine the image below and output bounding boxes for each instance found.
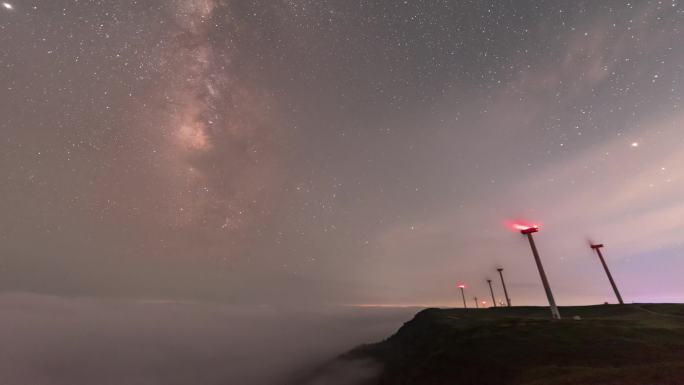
[0,294,414,385]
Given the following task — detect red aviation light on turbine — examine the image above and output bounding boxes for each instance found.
[457,284,466,289]
[511,223,540,234]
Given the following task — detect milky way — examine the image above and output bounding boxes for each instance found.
[143,0,280,236]
[1,1,683,306]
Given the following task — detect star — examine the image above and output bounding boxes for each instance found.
[2,2,12,10]
[631,142,640,148]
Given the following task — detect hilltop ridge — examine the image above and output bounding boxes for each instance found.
[337,304,684,385]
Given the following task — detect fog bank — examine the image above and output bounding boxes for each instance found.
[0,293,416,385]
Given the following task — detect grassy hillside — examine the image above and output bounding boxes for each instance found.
[345,304,684,385]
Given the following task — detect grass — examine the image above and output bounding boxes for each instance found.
[345,304,684,385]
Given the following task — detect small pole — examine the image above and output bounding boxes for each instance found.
[474,296,479,308]
[523,228,561,319]
[487,279,497,307]
[591,244,624,305]
[497,268,511,307]
[458,285,467,309]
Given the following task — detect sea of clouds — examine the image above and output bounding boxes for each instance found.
[0,293,416,385]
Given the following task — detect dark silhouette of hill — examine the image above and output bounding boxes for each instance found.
[333,304,684,385]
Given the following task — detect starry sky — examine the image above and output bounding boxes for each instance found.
[1,0,683,307]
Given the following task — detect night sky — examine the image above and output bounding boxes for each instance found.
[1,0,683,307]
